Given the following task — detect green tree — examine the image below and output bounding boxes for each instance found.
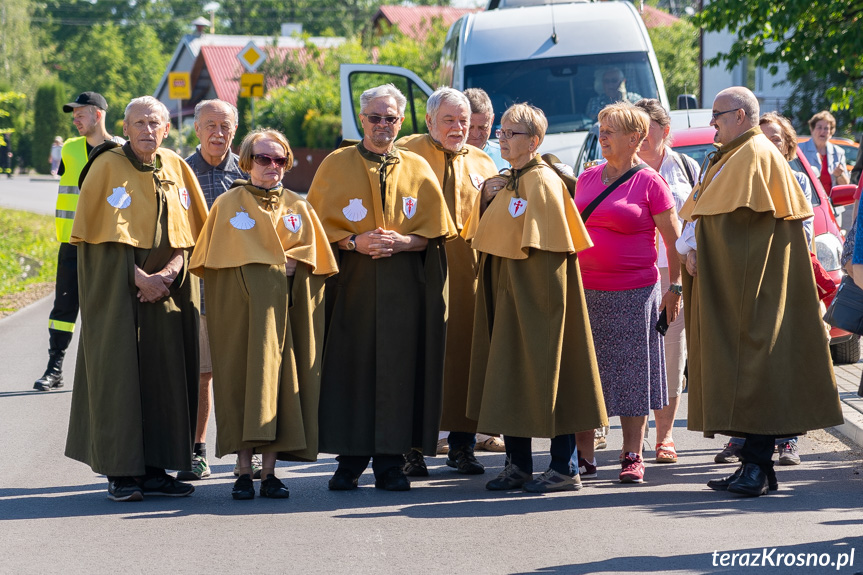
[0,0,48,94]
[32,81,67,174]
[648,19,700,108]
[694,0,863,118]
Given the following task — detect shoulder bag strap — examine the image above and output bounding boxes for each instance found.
[580,163,648,223]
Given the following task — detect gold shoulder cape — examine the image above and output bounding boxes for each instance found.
[190,182,337,277]
[462,156,592,260]
[306,144,456,242]
[71,145,207,248]
[679,128,813,222]
[397,134,498,229]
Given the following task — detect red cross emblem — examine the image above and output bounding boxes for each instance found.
[508,196,527,218]
[403,196,417,219]
[283,213,302,233]
[178,187,190,210]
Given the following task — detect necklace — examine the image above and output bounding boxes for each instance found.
[601,160,640,185]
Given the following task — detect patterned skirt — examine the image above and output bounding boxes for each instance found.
[585,282,668,417]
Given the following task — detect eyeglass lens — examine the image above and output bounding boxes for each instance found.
[364,115,399,125]
[252,154,288,168]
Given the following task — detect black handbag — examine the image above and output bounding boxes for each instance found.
[823,275,863,335]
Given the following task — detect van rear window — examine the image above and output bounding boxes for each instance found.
[464,52,659,135]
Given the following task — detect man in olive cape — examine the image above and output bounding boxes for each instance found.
[308,84,456,492]
[397,87,498,476]
[65,96,208,502]
[678,87,844,497]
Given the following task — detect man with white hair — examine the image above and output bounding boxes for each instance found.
[397,88,498,477]
[308,84,456,492]
[178,99,250,482]
[65,96,209,502]
[678,87,843,497]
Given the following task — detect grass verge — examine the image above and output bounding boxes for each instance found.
[0,207,57,313]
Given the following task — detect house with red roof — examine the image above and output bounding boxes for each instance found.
[371,5,481,41]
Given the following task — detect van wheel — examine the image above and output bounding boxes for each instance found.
[831,336,861,364]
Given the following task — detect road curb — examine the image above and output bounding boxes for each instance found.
[833,361,863,448]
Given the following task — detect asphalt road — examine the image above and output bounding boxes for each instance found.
[2,178,862,574]
[2,296,863,574]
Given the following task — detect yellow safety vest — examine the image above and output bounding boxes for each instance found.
[56,137,89,243]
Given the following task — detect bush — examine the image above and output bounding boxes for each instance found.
[302,111,342,149]
[33,81,69,174]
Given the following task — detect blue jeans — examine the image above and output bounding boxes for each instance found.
[447,431,476,451]
[728,436,796,446]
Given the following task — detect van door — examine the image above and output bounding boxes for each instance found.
[340,64,434,141]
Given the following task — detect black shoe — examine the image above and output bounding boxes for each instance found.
[727,463,771,497]
[107,477,143,502]
[232,474,255,500]
[33,350,65,391]
[137,472,195,497]
[260,474,289,499]
[402,449,429,477]
[375,467,411,491]
[446,446,485,475]
[328,468,359,491]
[707,465,778,492]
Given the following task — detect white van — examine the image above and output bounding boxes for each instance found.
[340,0,668,166]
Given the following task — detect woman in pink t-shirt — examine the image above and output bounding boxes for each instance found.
[573,102,681,484]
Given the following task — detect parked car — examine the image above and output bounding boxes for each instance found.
[576,119,861,362]
[797,136,858,174]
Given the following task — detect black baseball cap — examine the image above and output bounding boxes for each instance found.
[63,92,108,113]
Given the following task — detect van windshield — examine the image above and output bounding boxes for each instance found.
[464,52,659,135]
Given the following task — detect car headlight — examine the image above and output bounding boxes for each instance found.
[814,232,843,272]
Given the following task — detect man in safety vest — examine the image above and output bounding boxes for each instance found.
[33,91,123,391]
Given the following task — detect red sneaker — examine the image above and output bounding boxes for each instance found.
[619,452,645,483]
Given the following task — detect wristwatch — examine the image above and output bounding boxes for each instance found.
[668,283,683,296]
[345,234,357,251]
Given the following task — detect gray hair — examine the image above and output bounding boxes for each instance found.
[717,87,760,127]
[125,96,170,123]
[360,84,407,115]
[194,99,239,126]
[463,88,493,117]
[427,87,470,122]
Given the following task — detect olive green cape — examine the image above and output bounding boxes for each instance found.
[309,143,451,456]
[682,128,842,437]
[65,151,199,476]
[397,135,498,432]
[465,159,607,437]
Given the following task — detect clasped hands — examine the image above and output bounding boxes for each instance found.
[134,250,183,303]
[353,227,419,259]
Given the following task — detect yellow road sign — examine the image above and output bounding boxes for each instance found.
[240,73,264,98]
[238,41,266,72]
[168,72,191,100]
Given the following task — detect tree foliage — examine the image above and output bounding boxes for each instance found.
[694,0,863,117]
[0,0,49,94]
[32,81,67,174]
[647,19,700,108]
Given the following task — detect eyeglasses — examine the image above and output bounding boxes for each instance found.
[362,114,400,125]
[711,108,741,120]
[251,154,289,168]
[495,129,529,140]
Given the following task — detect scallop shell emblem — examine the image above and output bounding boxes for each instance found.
[342,198,367,222]
[230,210,256,230]
[107,186,131,209]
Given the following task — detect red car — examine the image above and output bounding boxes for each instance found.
[576,122,861,362]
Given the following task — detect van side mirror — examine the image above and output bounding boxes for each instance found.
[677,94,698,110]
[830,184,859,207]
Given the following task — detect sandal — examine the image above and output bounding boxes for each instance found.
[655,442,678,463]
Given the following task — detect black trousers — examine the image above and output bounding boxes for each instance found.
[47,243,79,351]
[741,433,777,485]
[504,434,576,475]
[336,454,404,479]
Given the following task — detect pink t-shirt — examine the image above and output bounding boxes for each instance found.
[575,164,674,291]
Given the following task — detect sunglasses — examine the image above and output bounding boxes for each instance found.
[251,154,289,168]
[362,114,400,125]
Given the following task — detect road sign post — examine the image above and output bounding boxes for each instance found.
[168,72,191,154]
[237,42,267,130]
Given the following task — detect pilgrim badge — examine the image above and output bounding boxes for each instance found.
[343,198,367,222]
[403,196,418,219]
[178,187,190,210]
[107,186,131,209]
[283,212,302,233]
[508,197,527,218]
[230,210,256,230]
[470,173,484,189]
